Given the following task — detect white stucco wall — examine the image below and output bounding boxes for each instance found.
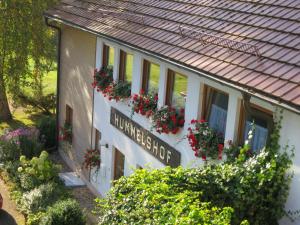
[91,37,300,224]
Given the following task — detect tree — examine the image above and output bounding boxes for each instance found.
[0,0,57,121]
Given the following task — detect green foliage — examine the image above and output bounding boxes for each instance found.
[20,182,67,214]
[131,91,158,117]
[17,151,61,184]
[16,92,56,115]
[110,81,131,101]
[19,135,44,159]
[93,66,114,91]
[0,139,21,163]
[40,199,86,225]
[95,116,292,225]
[18,173,40,191]
[37,116,56,149]
[152,106,185,134]
[27,211,47,225]
[0,0,58,119]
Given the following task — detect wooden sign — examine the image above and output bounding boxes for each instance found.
[110,107,181,167]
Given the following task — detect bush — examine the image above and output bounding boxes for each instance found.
[3,161,21,183]
[20,182,67,214]
[0,127,43,159]
[18,151,61,190]
[19,135,43,158]
[95,119,292,225]
[27,212,47,225]
[0,139,21,163]
[19,173,40,191]
[40,199,86,225]
[37,116,56,149]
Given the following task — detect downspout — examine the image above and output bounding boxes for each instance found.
[90,78,95,149]
[45,17,61,151]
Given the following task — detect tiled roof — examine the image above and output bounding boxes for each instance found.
[45,0,300,111]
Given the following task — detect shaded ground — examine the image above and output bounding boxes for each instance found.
[0,179,25,225]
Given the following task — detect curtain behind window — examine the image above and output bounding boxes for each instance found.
[208,104,227,136]
[244,120,268,152]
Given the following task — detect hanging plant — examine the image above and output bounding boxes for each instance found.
[58,122,72,143]
[152,106,185,134]
[92,66,113,92]
[82,148,101,171]
[131,90,158,118]
[106,81,131,102]
[187,119,224,161]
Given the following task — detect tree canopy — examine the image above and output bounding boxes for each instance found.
[0,0,58,121]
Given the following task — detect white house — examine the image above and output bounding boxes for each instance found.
[44,1,300,224]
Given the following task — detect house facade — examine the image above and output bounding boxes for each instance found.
[45,1,300,224]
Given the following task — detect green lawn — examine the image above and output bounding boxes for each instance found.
[0,69,57,135]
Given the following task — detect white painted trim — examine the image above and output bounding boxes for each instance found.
[113,46,120,81]
[158,63,167,108]
[96,37,103,69]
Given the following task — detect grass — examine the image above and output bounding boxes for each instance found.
[0,67,57,135]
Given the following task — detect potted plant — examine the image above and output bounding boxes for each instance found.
[92,66,113,93]
[58,122,72,143]
[105,81,131,102]
[187,119,224,161]
[82,148,101,175]
[152,106,185,134]
[131,90,158,118]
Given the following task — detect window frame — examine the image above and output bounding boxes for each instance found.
[142,59,160,94]
[65,104,73,126]
[102,44,110,68]
[118,50,126,82]
[238,101,274,148]
[201,85,229,121]
[119,50,133,83]
[113,148,125,181]
[142,60,151,93]
[95,129,101,151]
[165,69,187,108]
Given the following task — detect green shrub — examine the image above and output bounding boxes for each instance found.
[27,212,47,225]
[18,173,40,191]
[17,151,61,184]
[95,112,292,225]
[37,116,56,149]
[20,182,67,214]
[19,135,43,158]
[40,199,86,225]
[3,160,20,181]
[0,139,21,163]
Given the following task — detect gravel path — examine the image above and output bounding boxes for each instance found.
[0,179,25,225]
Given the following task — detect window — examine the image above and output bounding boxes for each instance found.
[119,50,133,83]
[65,104,73,126]
[239,103,273,152]
[113,148,125,180]
[102,44,114,68]
[95,129,101,151]
[65,104,73,143]
[142,60,160,94]
[165,69,188,109]
[202,86,229,138]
